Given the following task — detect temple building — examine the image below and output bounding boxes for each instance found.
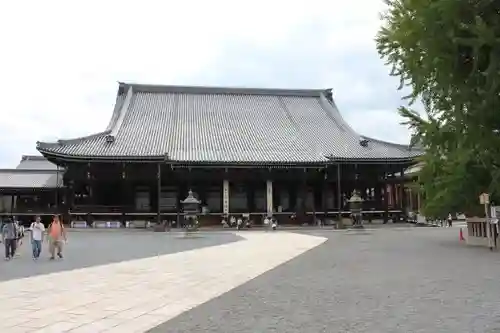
[0,155,62,223]
[31,83,422,225]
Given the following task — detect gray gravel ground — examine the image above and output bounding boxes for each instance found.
[0,230,242,282]
[149,227,500,333]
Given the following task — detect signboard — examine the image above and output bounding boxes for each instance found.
[480,193,490,205]
[491,206,500,224]
[222,180,229,215]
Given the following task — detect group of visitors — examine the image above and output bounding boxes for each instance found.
[263,216,278,230]
[1,215,67,261]
[221,215,253,229]
[221,215,279,230]
[438,214,454,227]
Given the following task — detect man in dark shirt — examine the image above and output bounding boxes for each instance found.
[2,219,18,260]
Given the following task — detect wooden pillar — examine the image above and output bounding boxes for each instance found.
[55,165,60,212]
[383,165,389,223]
[417,179,421,213]
[400,168,406,217]
[298,169,307,215]
[198,182,207,211]
[87,163,94,205]
[62,180,72,225]
[266,179,273,217]
[157,163,161,224]
[336,164,342,220]
[354,163,359,193]
[187,168,192,192]
[176,177,184,226]
[374,184,382,211]
[311,182,319,215]
[273,182,281,213]
[408,184,413,212]
[321,170,327,217]
[9,195,15,215]
[121,164,128,226]
[246,181,255,212]
[394,184,398,209]
[68,179,75,213]
[287,172,296,213]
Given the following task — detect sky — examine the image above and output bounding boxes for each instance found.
[0,0,413,168]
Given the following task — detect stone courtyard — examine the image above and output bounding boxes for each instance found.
[1,227,499,333]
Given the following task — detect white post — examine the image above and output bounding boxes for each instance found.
[485,203,492,250]
[223,180,229,216]
[480,193,492,250]
[266,180,273,217]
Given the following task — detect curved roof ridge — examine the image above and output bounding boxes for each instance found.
[360,135,414,150]
[276,96,322,155]
[105,85,134,142]
[37,130,111,150]
[318,92,421,152]
[118,81,326,97]
[37,83,131,150]
[318,93,359,136]
[105,84,128,131]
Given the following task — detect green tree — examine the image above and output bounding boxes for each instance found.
[376,0,500,217]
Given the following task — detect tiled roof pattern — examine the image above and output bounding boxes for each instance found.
[37,84,422,163]
[0,170,62,189]
[16,155,58,170]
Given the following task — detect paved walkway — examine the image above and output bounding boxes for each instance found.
[0,231,242,282]
[0,232,326,333]
[152,228,500,333]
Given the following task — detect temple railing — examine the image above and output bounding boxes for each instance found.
[0,207,61,216]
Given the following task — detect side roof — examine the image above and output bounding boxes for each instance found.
[0,169,62,189]
[0,155,62,189]
[37,83,422,164]
[16,155,58,170]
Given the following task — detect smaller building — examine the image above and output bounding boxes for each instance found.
[0,155,63,224]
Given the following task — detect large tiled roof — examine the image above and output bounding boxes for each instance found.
[37,83,422,164]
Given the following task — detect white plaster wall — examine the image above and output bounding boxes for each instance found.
[466,235,489,247]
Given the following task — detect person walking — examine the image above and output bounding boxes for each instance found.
[2,219,18,260]
[14,219,25,257]
[29,216,45,260]
[271,216,278,231]
[447,213,453,228]
[47,215,66,260]
[263,215,270,231]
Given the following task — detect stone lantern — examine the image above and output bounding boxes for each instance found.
[347,190,364,229]
[180,190,201,231]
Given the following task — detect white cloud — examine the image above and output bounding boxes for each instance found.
[0,0,410,167]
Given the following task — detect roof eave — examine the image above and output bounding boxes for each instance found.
[37,149,419,166]
[36,130,111,152]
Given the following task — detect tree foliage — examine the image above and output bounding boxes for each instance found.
[376,0,500,217]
